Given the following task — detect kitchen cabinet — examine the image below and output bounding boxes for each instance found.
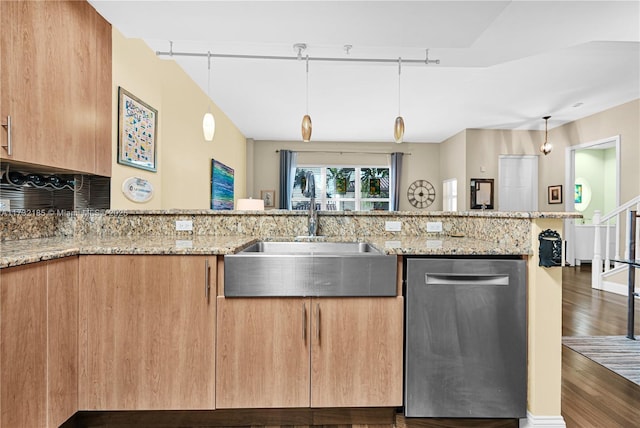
[0,0,112,175]
[0,257,78,428]
[216,296,403,409]
[79,255,216,410]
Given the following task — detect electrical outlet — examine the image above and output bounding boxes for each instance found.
[175,220,193,231]
[385,221,402,232]
[0,199,9,211]
[426,221,443,232]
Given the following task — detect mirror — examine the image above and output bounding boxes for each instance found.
[470,178,494,209]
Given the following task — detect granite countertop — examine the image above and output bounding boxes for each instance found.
[0,235,256,268]
[1,234,530,269]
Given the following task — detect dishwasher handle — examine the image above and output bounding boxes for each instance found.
[425,273,509,286]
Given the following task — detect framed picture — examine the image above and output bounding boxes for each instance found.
[210,159,234,210]
[261,190,275,208]
[548,185,563,204]
[117,87,158,172]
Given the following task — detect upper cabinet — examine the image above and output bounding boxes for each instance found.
[0,1,112,176]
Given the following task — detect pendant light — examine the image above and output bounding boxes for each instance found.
[540,115,552,155]
[394,57,404,144]
[202,51,216,141]
[301,55,312,142]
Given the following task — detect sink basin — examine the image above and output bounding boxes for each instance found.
[224,241,397,297]
[238,241,380,255]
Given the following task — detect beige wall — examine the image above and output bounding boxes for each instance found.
[554,99,639,205]
[110,30,246,209]
[251,140,440,211]
[437,100,639,212]
[440,130,467,210]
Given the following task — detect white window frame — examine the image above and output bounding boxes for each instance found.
[291,165,390,211]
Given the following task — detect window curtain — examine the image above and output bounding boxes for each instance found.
[278,150,298,209]
[390,152,403,211]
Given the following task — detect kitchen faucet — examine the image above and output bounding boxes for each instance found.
[303,170,318,236]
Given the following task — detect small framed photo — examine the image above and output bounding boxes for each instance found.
[117,87,158,172]
[548,185,563,204]
[261,190,275,208]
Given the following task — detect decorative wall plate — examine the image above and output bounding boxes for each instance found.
[122,176,154,203]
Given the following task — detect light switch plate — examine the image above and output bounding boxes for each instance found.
[385,221,402,232]
[175,220,193,231]
[426,221,443,232]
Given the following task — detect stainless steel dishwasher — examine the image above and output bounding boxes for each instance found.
[404,257,526,418]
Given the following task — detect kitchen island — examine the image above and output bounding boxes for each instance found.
[0,210,578,428]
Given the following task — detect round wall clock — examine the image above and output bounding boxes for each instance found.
[407,179,436,209]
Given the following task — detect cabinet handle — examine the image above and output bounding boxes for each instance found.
[315,303,320,342]
[1,115,11,156]
[302,302,307,342]
[204,259,211,302]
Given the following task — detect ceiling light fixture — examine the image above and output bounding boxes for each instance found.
[301,54,312,142]
[540,115,552,155]
[202,51,216,141]
[394,57,404,144]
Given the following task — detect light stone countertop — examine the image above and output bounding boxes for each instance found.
[1,233,531,269]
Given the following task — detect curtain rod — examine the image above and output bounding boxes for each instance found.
[275,149,411,155]
[156,43,440,66]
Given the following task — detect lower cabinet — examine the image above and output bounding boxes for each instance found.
[216,296,403,409]
[79,255,216,410]
[0,257,78,428]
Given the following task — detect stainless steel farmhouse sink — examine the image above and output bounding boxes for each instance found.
[224,241,397,297]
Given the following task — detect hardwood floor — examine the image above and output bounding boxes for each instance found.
[561,265,640,428]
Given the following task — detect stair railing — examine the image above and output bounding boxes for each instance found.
[592,195,640,290]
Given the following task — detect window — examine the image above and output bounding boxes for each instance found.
[291,166,390,211]
[442,178,458,211]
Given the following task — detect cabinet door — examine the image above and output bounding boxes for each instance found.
[1,1,108,174]
[47,257,79,427]
[1,262,48,428]
[216,297,310,408]
[79,255,216,410]
[310,297,404,407]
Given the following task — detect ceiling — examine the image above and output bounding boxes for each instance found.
[89,0,640,143]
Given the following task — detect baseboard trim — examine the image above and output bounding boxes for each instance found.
[519,412,566,428]
[601,280,639,297]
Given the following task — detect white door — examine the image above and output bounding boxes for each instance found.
[498,155,538,211]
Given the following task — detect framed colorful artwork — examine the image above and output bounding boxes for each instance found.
[117,87,158,172]
[211,159,234,210]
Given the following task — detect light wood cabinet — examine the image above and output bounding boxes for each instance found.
[0,0,111,175]
[79,255,216,410]
[216,296,403,409]
[310,297,404,407]
[0,257,78,428]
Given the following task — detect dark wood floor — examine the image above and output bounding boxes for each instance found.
[561,265,640,428]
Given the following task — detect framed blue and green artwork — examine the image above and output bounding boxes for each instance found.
[211,159,234,210]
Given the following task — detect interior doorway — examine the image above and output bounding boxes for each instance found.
[564,136,620,265]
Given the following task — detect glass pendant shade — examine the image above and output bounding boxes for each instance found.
[394,116,405,144]
[540,115,552,155]
[203,111,215,141]
[301,114,312,142]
